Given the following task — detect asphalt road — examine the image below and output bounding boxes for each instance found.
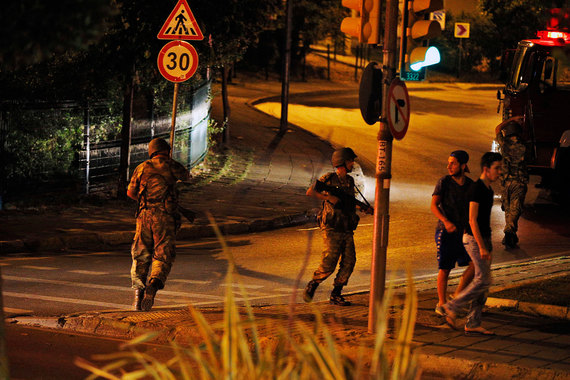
[2,83,569,316]
[6,324,171,379]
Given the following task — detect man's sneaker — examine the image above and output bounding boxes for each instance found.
[303,280,319,303]
[330,293,351,306]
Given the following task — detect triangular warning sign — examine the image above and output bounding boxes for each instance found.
[157,0,204,41]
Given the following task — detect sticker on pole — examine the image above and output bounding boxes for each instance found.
[387,78,410,140]
[157,0,204,40]
[157,40,199,83]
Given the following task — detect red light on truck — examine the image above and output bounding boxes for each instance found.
[536,30,570,43]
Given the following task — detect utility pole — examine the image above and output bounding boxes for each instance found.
[280,0,293,134]
[368,0,398,333]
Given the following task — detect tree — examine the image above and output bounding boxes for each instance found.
[191,0,282,146]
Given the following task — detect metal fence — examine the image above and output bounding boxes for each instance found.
[0,79,211,200]
[79,80,211,193]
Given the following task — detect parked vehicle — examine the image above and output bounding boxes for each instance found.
[496,15,570,197]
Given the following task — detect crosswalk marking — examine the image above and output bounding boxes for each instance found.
[69,270,108,275]
[169,279,210,285]
[3,291,130,309]
[220,283,264,289]
[3,307,32,314]
[3,275,226,300]
[21,266,57,270]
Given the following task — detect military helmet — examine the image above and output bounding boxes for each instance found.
[148,138,170,158]
[331,147,357,167]
[502,121,523,137]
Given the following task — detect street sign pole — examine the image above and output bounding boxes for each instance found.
[368,0,399,333]
[169,83,179,158]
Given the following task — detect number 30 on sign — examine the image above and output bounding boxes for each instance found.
[157,40,198,83]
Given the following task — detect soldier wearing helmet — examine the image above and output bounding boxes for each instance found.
[495,116,528,249]
[303,147,373,306]
[127,137,190,311]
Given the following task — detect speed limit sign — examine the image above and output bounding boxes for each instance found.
[157,40,198,83]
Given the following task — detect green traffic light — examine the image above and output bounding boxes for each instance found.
[410,46,441,71]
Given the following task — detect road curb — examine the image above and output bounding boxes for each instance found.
[418,353,570,380]
[0,212,315,255]
[486,297,570,320]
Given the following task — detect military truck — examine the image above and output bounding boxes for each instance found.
[496,13,570,196]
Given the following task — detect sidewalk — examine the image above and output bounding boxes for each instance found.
[0,80,350,255]
[13,256,570,379]
[2,77,570,379]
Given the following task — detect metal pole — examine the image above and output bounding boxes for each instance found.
[368,0,398,334]
[327,43,331,80]
[84,103,90,195]
[457,38,462,78]
[280,0,293,134]
[169,83,179,159]
[354,45,359,81]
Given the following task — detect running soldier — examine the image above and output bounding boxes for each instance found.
[495,116,528,249]
[303,148,373,306]
[127,138,190,311]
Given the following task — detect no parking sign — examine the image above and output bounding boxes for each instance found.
[386,78,410,140]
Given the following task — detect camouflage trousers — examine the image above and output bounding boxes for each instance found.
[502,180,527,234]
[312,229,356,287]
[131,208,177,290]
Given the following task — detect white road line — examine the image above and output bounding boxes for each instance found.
[169,279,210,285]
[21,266,57,270]
[3,275,225,300]
[220,283,264,289]
[0,257,50,262]
[297,226,319,231]
[69,270,108,276]
[297,223,374,231]
[65,252,112,257]
[3,291,130,309]
[4,307,32,314]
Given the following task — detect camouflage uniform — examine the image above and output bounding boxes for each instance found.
[128,156,189,290]
[497,131,528,236]
[312,172,359,287]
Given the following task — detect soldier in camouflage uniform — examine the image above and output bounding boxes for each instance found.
[495,116,528,249]
[303,148,373,306]
[127,138,190,311]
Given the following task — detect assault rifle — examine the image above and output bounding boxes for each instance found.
[178,205,197,223]
[314,180,374,214]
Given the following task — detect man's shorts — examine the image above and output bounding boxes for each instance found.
[435,229,471,270]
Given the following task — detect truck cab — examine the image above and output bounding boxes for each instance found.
[497,29,570,194]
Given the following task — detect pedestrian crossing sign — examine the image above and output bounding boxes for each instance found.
[157,0,204,41]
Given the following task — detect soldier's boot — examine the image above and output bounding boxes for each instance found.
[503,232,517,249]
[303,280,319,303]
[330,285,351,306]
[133,288,145,311]
[141,279,162,311]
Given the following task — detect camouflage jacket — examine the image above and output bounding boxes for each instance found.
[128,156,190,215]
[316,172,359,231]
[496,132,529,184]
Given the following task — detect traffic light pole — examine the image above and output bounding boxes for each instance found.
[368,0,399,334]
